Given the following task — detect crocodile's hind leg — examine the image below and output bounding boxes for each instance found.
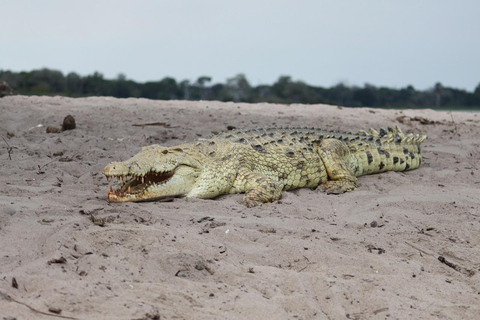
[233,168,283,207]
[316,139,358,194]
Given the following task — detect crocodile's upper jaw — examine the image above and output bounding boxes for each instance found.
[104,164,201,202]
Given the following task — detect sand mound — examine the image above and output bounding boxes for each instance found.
[1,96,479,319]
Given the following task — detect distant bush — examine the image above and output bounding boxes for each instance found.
[1,68,479,109]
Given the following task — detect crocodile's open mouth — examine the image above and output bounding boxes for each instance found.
[105,170,175,201]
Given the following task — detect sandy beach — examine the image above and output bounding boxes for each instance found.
[1,96,479,319]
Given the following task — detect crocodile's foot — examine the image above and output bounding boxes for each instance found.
[242,187,281,207]
[243,196,264,208]
[318,180,358,194]
[237,169,283,207]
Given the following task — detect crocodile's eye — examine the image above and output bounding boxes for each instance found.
[162,150,168,154]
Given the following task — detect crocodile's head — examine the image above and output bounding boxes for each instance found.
[103,144,203,202]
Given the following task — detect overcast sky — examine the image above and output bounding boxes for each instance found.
[1,0,479,90]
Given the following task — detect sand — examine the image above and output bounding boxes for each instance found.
[0,96,479,319]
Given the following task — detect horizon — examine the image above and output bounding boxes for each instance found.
[2,1,479,91]
[2,67,479,93]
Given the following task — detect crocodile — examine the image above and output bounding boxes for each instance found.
[103,126,426,207]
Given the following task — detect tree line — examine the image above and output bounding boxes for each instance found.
[1,68,480,109]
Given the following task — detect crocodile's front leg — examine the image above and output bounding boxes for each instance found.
[316,139,358,194]
[231,168,283,207]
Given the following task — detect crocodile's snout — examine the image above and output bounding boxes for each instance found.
[103,162,129,176]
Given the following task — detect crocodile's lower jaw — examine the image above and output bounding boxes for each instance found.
[107,189,176,202]
[105,165,200,202]
[106,170,175,202]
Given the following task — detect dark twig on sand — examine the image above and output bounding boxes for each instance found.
[132,122,178,128]
[438,256,475,277]
[405,242,475,277]
[449,111,463,149]
[0,290,79,319]
[132,122,170,127]
[2,137,13,160]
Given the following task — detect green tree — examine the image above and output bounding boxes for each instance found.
[270,76,319,103]
[66,72,82,95]
[1,68,479,109]
[353,84,377,107]
[141,78,178,100]
[180,80,190,100]
[82,72,106,95]
[113,73,131,98]
[195,76,212,100]
[272,76,292,99]
[158,77,178,100]
[475,83,480,96]
[326,83,353,106]
[29,68,65,93]
[226,74,251,102]
[434,82,443,108]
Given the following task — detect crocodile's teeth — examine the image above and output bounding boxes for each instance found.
[142,176,145,184]
[128,186,131,193]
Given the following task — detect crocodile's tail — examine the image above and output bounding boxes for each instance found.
[358,126,426,142]
[352,126,427,176]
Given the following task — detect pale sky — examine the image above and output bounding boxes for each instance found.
[1,0,479,91]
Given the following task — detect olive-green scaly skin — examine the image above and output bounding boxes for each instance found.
[103,126,426,207]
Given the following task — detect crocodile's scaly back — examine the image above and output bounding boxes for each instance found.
[104,126,426,207]
[214,126,425,175]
